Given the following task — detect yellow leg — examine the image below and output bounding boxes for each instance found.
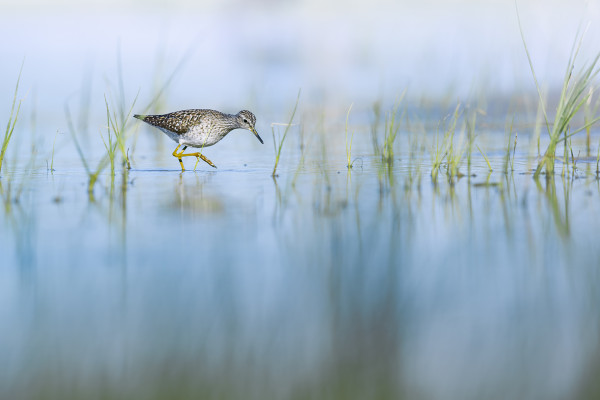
[172,144,217,171]
[172,144,185,171]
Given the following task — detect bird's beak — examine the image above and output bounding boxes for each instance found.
[251,127,264,144]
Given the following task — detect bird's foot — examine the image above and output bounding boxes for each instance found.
[172,144,216,171]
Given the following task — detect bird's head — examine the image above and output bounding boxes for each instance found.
[237,110,263,144]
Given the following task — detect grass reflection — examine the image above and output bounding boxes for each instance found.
[535,175,571,238]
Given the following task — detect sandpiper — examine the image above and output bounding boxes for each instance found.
[134,109,263,171]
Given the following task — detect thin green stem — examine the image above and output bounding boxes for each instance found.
[345,103,354,169]
[0,61,24,174]
[272,90,301,177]
[477,144,493,172]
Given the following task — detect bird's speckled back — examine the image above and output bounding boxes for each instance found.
[135,109,237,135]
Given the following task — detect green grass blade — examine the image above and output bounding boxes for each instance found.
[476,144,493,171]
[65,104,91,175]
[345,103,354,168]
[272,90,301,177]
[0,61,25,173]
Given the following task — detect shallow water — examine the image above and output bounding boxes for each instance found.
[2,131,600,399]
[3,1,600,399]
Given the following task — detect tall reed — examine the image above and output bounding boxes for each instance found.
[0,62,24,174]
[104,91,139,171]
[518,12,600,177]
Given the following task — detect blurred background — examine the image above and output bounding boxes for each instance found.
[1,0,599,121]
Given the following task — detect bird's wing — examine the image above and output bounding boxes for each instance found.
[141,110,199,135]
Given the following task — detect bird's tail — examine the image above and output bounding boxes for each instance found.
[133,114,146,121]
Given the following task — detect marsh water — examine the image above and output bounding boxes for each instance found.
[3,1,600,399]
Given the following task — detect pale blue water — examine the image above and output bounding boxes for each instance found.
[2,145,600,399]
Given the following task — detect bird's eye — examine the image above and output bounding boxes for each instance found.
[243,119,248,124]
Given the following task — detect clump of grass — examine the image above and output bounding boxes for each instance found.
[105,47,140,169]
[447,137,466,178]
[430,103,464,180]
[104,92,139,171]
[272,90,300,177]
[65,104,107,199]
[381,93,406,163]
[0,62,24,174]
[430,103,472,180]
[534,49,600,178]
[445,104,467,178]
[518,12,600,178]
[430,123,448,181]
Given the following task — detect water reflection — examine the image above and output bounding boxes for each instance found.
[1,174,37,268]
[536,176,570,238]
[170,172,224,215]
[1,155,600,399]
